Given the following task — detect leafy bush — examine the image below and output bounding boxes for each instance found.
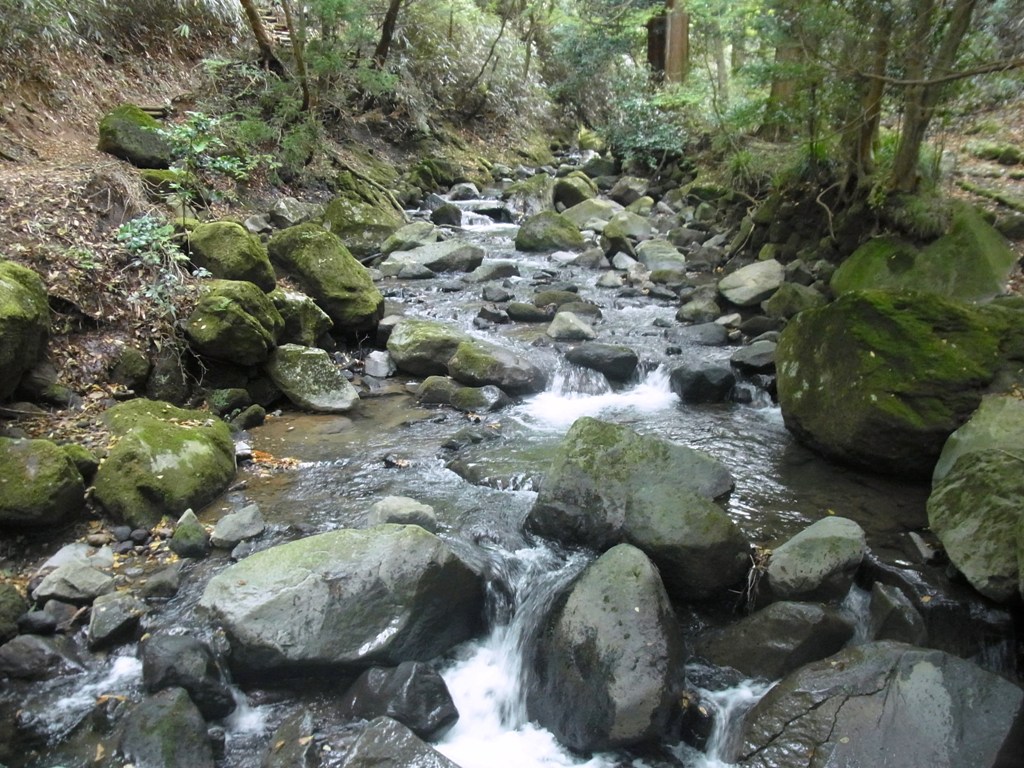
[116,214,200,318]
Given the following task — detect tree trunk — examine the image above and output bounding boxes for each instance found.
[238,0,286,77]
[280,0,310,111]
[891,0,978,192]
[758,37,801,140]
[846,2,892,180]
[373,0,405,68]
[711,19,729,107]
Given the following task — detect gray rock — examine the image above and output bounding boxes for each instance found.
[933,394,1024,483]
[0,437,84,529]
[507,302,554,322]
[546,311,596,341]
[269,196,322,228]
[669,364,735,404]
[210,504,265,549]
[340,662,458,739]
[185,279,284,366]
[672,322,729,347]
[415,376,464,406]
[730,340,777,375]
[635,239,686,271]
[450,384,512,413]
[767,516,867,601]
[608,176,649,206]
[270,288,334,347]
[718,259,784,307]
[142,632,235,720]
[735,641,1024,768]
[199,526,483,675]
[141,562,183,599]
[87,591,149,650]
[561,198,623,230]
[32,561,114,605]
[366,496,438,532]
[481,285,513,302]
[266,344,359,413]
[515,211,585,252]
[462,260,520,284]
[761,281,825,319]
[260,709,319,768]
[169,509,209,560]
[695,601,854,680]
[120,687,214,768]
[564,342,638,381]
[344,717,460,768]
[528,544,684,752]
[0,634,82,679]
[676,296,722,324]
[386,319,470,377]
[447,339,547,395]
[430,203,462,227]
[381,222,441,256]
[363,350,396,379]
[380,241,485,276]
[869,582,927,645]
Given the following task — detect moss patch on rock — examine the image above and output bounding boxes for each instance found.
[515,211,585,252]
[97,104,171,169]
[185,280,284,366]
[188,221,276,291]
[0,261,49,401]
[321,172,406,258]
[0,437,85,528]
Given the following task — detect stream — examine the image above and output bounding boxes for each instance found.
[9,187,1017,767]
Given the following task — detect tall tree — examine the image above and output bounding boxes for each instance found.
[238,0,287,77]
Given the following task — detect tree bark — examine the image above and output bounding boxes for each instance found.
[280,0,310,110]
[373,0,405,68]
[238,0,287,77]
[846,2,892,180]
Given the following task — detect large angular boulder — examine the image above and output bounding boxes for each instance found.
[717,259,784,307]
[265,344,359,413]
[379,241,485,276]
[561,198,624,230]
[447,339,547,395]
[345,717,461,768]
[321,173,406,258]
[564,342,638,381]
[553,173,597,209]
[831,202,1016,302]
[502,173,556,218]
[339,662,458,739]
[381,221,442,255]
[635,239,686,271]
[932,394,1024,482]
[776,291,1024,477]
[184,280,284,366]
[32,560,114,604]
[0,261,49,401]
[199,525,484,676]
[269,288,333,347]
[141,633,235,720]
[386,319,470,377]
[93,399,235,529]
[268,223,384,332]
[528,544,684,752]
[515,211,585,252]
[734,641,1024,768]
[187,221,276,291]
[0,437,84,528]
[119,688,214,768]
[766,516,866,601]
[97,104,171,169]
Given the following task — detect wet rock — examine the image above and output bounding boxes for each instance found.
[528,544,684,752]
[17,610,56,635]
[676,296,722,324]
[868,582,927,645]
[670,322,728,347]
[450,384,512,413]
[507,302,554,322]
[142,562,183,599]
[200,526,483,677]
[270,288,334,347]
[669,364,735,404]
[185,279,284,366]
[210,504,265,550]
[367,496,438,532]
[0,634,82,679]
[449,182,480,201]
[169,509,210,559]
[561,198,623,230]
[481,284,513,303]
[416,376,464,406]
[87,591,149,650]
[119,687,215,768]
[97,104,171,168]
[266,344,360,413]
[430,203,462,226]
[546,311,596,341]
[340,661,458,739]
[635,239,686,272]
[717,260,784,307]
[344,716,460,768]
[261,708,320,768]
[730,340,777,375]
[93,399,236,530]
[564,342,638,381]
[515,211,585,252]
[381,221,441,255]
[0,583,26,643]
[734,641,1024,768]
[187,221,276,291]
[761,281,825,320]
[387,319,470,377]
[380,241,485,276]
[0,436,85,529]
[767,516,867,602]
[447,339,547,394]
[694,602,854,680]
[268,223,384,332]
[142,633,236,720]
[476,305,509,325]
[463,260,520,284]
[32,561,114,605]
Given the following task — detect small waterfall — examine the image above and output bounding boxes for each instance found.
[435,544,616,768]
[839,584,873,645]
[672,680,774,767]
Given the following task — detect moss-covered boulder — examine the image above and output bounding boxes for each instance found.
[831,203,1016,301]
[187,221,276,291]
[184,280,283,366]
[321,172,406,258]
[97,104,171,169]
[561,198,624,230]
[447,339,547,395]
[386,319,470,377]
[269,288,333,347]
[553,173,598,210]
[93,399,236,529]
[515,211,585,252]
[0,437,85,528]
[761,282,826,319]
[933,394,1024,482]
[265,344,359,413]
[777,290,1024,476]
[0,261,49,401]
[503,173,556,217]
[0,583,27,643]
[119,688,214,768]
[268,223,384,333]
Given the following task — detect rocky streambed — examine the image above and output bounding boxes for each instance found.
[1,149,1023,768]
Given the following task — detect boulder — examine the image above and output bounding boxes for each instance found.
[340,662,458,739]
[265,344,359,413]
[450,384,512,413]
[169,509,210,559]
[119,688,214,768]
[546,311,596,341]
[344,717,461,768]
[97,104,171,168]
[602,211,653,255]
[260,709,319,768]
[0,584,27,644]
[635,239,686,272]
[502,173,556,217]
[0,634,82,680]
[526,417,734,552]
[142,632,235,720]
[448,182,480,201]
[766,516,867,601]
[730,340,777,375]
[210,504,265,548]
[831,202,1016,302]
[776,291,1024,476]
[761,281,825,320]
[269,288,333,347]
[694,602,854,680]
[669,365,736,404]
[515,211,585,252]
[553,173,597,209]
[268,196,322,229]
[187,221,276,291]
[447,339,547,395]
[380,241,485,276]
[561,198,624,230]
[366,496,438,532]
[32,561,114,604]
[0,261,49,401]
[430,203,462,227]
[717,259,784,307]
[184,279,284,366]
[868,582,927,645]
[564,342,638,381]
[268,223,384,332]
[734,641,1024,768]
[416,376,465,406]
[677,296,721,324]
[386,319,470,377]
[608,176,649,206]
[933,394,1024,482]
[93,399,236,529]
[199,526,483,676]
[321,176,405,258]
[528,544,684,752]
[462,260,520,284]
[87,591,149,650]
[381,221,442,255]
[507,302,554,322]
[0,437,85,528]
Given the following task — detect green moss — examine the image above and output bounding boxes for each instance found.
[0,261,49,400]
[185,279,283,365]
[188,221,276,291]
[515,211,585,252]
[321,172,405,258]
[0,437,85,527]
[97,104,171,169]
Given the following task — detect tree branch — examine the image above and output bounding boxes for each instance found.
[856,56,1024,86]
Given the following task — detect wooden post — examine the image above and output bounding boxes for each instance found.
[665,7,689,83]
